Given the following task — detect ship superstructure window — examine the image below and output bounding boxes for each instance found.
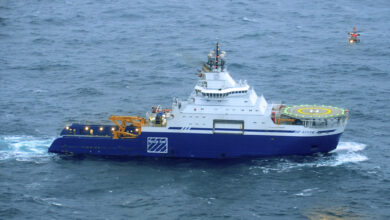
[201,89,248,98]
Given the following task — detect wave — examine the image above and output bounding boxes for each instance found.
[326,142,368,166]
[249,142,368,174]
[0,17,6,26]
[241,17,257,23]
[74,87,104,96]
[0,136,53,162]
[330,141,366,153]
[295,188,319,197]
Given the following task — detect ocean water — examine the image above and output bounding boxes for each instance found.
[1,0,390,219]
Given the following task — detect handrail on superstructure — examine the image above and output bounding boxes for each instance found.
[109,115,147,139]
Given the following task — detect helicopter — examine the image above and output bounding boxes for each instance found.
[348,27,360,44]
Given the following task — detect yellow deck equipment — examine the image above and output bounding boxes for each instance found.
[109,115,147,139]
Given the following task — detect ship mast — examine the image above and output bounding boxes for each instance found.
[215,42,219,70]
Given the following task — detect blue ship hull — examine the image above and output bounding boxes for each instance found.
[49,130,342,159]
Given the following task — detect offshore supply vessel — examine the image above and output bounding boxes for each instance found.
[49,43,349,158]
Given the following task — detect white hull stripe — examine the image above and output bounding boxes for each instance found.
[168,127,336,134]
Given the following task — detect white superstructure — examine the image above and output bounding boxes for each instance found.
[144,43,348,137]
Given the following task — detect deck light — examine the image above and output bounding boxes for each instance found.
[99,126,104,131]
[85,126,89,131]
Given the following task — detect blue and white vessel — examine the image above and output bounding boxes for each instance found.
[49,43,349,158]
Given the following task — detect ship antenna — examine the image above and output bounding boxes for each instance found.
[215,42,219,70]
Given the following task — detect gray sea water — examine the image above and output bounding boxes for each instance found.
[1,0,390,219]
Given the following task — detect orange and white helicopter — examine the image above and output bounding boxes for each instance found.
[348,27,360,44]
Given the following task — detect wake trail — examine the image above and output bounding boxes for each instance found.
[0,135,54,161]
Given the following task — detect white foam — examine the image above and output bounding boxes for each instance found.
[0,135,54,161]
[331,153,368,166]
[242,17,257,22]
[309,142,368,167]
[51,202,63,207]
[331,141,367,153]
[295,188,318,197]
[322,141,368,167]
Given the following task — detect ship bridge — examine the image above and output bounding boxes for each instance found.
[188,43,267,110]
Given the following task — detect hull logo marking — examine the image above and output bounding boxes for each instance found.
[147,137,168,153]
